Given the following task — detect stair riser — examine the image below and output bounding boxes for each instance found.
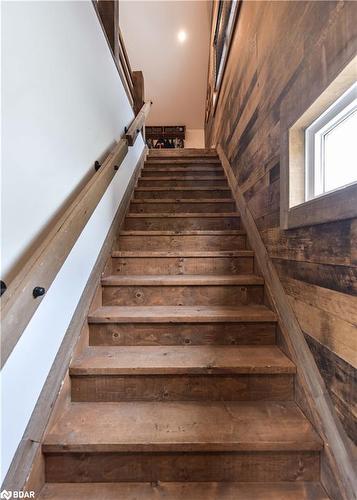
[138,179,228,187]
[129,202,235,213]
[146,159,220,165]
[124,217,240,231]
[143,164,221,170]
[141,170,224,178]
[111,256,254,275]
[71,374,294,402]
[134,189,231,199]
[102,285,264,307]
[117,234,247,251]
[88,322,276,346]
[45,451,320,482]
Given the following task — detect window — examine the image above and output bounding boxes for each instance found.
[305,83,357,201]
[214,1,236,91]
[280,55,357,229]
[206,1,241,121]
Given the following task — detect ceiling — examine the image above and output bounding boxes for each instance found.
[119,1,211,129]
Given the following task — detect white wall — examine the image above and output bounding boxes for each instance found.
[1,1,144,481]
[185,129,205,148]
[1,0,135,279]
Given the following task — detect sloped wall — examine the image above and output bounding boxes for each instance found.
[206,0,357,443]
[1,0,133,280]
[1,0,145,481]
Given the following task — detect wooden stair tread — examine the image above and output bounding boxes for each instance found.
[145,160,221,165]
[39,482,329,499]
[101,274,264,286]
[112,250,254,257]
[43,401,322,452]
[70,345,296,375]
[143,167,223,171]
[88,305,277,323]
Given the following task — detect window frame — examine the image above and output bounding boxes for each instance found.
[280,55,357,230]
[305,84,357,201]
[205,0,241,122]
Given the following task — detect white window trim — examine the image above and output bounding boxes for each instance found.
[305,83,357,201]
[280,55,357,230]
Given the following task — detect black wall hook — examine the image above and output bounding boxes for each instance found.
[33,286,46,299]
[114,165,119,171]
[94,161,101,171]
[0,281,6,297]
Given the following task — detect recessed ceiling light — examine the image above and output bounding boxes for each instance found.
[177,30,187,43]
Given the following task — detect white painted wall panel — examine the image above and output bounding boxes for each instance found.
[1,1,144,480]
[185,129,205,148]
[1,0,134,277]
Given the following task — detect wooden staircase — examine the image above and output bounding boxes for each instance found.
[40,149,328,499]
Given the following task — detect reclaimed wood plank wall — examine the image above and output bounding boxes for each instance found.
[206,0,357,443]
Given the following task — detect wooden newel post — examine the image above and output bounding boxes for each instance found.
[132,71,145,116]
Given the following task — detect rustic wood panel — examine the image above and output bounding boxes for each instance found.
[132,71,144,116]
[123,214,240,231]
[281,276,357,326]
[305,334,357,444]
[117,231,247,251]
[137,177,228,188]
[95,1,116,52]
[261,220,355,267]
[289,296,357,368]
[273,258,357,296]
[102,284,264,307]
[44,450,320,483]
[89,321,276,347]
[71,373,294,402]
[129,200,235,213]
[206,0,357,455]
[218,142,357,499]
[111,254,254,275]
[134,188,232,199]
[125,101,151,146]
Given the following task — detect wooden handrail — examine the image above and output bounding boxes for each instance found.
[217,144,357,500]
[125,101,151,146]
[0,102,151,368]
